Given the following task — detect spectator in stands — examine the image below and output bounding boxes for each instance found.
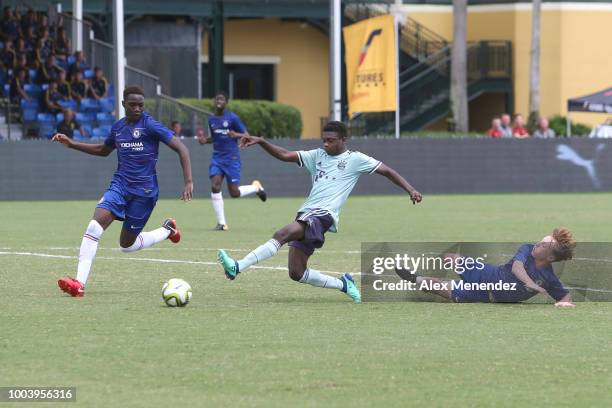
[23,25,37,54]
[195,127,207,141]
[89,67,108,100]
[57,69,71,100]
[38,54,63,84]
[14,54,31,82]
[500,113,513,138]
[68,51,88,80]
[35,38,53,67]
[487,117,503,138]
[15,37,36,69]
[533,117,556,138]
[54,27,70,61]
[44,79,63,113]
[9,69,30,102]
[171,121,184,138]
[56,108,84,139]
[0,38,16,70]
[70,70,88,104]
[1,7,20,41]
[38,27,54,56]
[512,114,530,138]
[20,8,36,36]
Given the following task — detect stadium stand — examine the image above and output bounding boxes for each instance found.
[0,6,116,140]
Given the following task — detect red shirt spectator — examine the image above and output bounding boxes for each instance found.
[512,114,530,138]
[487,118,503,138]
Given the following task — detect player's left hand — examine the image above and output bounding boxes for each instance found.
[181,181,193,201]
[228,130,243,139]
[554,301,575,308]
[409,190,422,204]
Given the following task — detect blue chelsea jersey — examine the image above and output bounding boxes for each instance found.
[103,112,174,197]
[208,111,247,161]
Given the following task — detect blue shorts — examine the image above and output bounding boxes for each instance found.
[209,158,241,184]
[451,265,492,303]
[288,210,334,256]
[96,187,157,235]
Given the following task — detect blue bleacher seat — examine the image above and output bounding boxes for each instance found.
[79,98,99,113]
[58,100,77,110]
[22,108,38,122]
[24,83,42,99]
[82,124,93,138]
[76,112,95,125]
[96,112,114,127]
[39,124,55,139]
[99,97,114,113]
[56,113,64,122]
[29,69,37,82]
[41,83,49,91]
[67,55,76,65]
[107,84,114,97]
[56,59,68,71]
[3,83,9,96]
[84,69,94,79]
[20,99,39,109]
[92,127,110,139]
[37,113,56,124]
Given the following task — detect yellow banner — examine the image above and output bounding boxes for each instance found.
[344,14,397,117]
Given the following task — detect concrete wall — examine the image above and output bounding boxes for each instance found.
[2,138,612,200]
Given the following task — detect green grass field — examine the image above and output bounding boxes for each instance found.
[1,194,612,407]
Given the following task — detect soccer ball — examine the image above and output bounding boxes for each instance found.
[162,278,192,307]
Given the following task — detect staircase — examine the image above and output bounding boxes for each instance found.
[343,4,513,134]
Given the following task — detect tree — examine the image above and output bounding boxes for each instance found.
[528,0,541,130]
[450,0,468,132]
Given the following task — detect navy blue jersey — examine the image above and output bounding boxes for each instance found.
[208,111,247,161]
[104,112,174,197]
[464,244,569,302]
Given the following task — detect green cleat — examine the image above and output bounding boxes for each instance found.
[340,273,361,303]
[217,249,239,280]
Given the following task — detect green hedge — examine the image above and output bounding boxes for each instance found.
[180,99,303,139]
[549,115,592,137]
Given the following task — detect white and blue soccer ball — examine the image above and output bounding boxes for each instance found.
[162,278,192,307]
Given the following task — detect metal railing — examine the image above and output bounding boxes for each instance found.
[153,94,212,137]
[126,66,160,100]
[91,39,115,85]
[59,13,94,63]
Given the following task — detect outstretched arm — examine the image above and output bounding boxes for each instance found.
[512,260,546,294]
[167,137,193,201]
[238,134,299,163]
[375,163,422,204]
[52,133,114,156]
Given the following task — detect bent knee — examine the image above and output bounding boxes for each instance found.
[288,267,304,282]
[228,191,240,198]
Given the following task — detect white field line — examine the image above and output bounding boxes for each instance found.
[0,251,352,276]
[24,246,362,254]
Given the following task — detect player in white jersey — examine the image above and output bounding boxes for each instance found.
[217,121,422,303]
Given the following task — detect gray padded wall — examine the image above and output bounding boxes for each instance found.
[1,138,611,200]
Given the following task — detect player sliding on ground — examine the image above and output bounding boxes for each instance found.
[398,228,577,307]
[197,91,266,231]
[52,85,193,297]
[217,121,422,303]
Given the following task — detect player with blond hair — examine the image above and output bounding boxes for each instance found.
[399,228,577,307]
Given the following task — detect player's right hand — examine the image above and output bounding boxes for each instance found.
[409,190,422,204]
[52,133,73,148]
[239,135,261,148]
[554,301,575,308]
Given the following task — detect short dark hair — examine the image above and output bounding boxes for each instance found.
[214,90,228,100]
[123,85,145,100]
[322,121,348,139]
[170,120,180,127]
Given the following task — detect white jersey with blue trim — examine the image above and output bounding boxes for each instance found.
[297,148,381,232]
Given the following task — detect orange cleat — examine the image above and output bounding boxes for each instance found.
[58,277,85,297]
[163,218,181,243]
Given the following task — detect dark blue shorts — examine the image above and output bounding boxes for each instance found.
[288,210,334,256]
[209,158,241,184]
[96,187,157,235]
[451,265,492,303]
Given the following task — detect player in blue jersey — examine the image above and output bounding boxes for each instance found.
[51,85,193,297]
[399,228,576,307]
[217,121,423,303]
[197,91,266,231]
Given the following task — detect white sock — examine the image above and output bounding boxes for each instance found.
[238,184,258,197]
[211,192,226,225]
[237,239,281,272]
[299,268,343,290]
[120,227,171,253]
[76,220,104,286]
